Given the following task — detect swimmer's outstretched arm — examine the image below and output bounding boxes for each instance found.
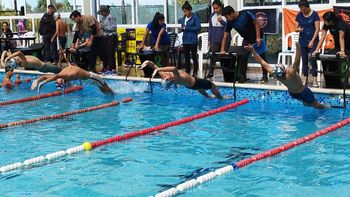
[244,45,273,73]
[37,75,60,93]
[140,60,159,70]
[4,51,27,67]
[291,43,301,73]
[1,51,8,67]
[153,66,180,78]
[31,75,49,90]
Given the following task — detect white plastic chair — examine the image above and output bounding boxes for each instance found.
[22,31,35,47]
[277,32,299,67]
[197,32,209,78]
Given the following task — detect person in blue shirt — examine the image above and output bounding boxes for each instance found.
[314,11,350,58]
[221,6,268,84]
[180,1,201,77]
[140,12,170,67]
[295,0,320,87]
[207,0,230,79]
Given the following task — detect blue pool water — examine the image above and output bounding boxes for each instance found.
[1,76,350,196]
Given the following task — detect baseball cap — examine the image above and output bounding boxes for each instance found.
[97,5,109,14]
[48,4,56,9]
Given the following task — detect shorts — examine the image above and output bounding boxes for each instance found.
[187,78,213,90]
[289,86,316,104]
[85,72,106,87]
[58,36,67,49]
[39,63,62,74]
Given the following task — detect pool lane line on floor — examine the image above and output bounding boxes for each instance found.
[0,98,247,174]
[0,85,83,106]
[153,117,350,197]
[0,98,131,129]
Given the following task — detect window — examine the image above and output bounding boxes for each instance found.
[26,0,47,13]
[177,0,210,24]
[243,0,282,7]
[99,0,133,24]
[75,0,83,12]
[285,0,329,5]
[167,0,176,24]
[0,0,15,11]
[52,0,74,12]
[137,0,165,24]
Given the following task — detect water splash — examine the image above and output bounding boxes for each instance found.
[109,81,149,94]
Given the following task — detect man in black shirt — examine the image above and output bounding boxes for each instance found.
[220,6,268,84]
[39,4,58,63]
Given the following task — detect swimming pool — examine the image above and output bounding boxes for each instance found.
[1,72,350,196]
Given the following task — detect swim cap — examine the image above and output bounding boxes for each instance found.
[8,58,18,68]
[273,64,286,79]
[160,79,172,89]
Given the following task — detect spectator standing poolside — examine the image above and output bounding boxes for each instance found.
[51,12,68,67]
[180,1,201,77]
[221,6,268,83]
[295,0,320,87]
[70,10,104,72]
[39,4,58,63]
[207,0,229,79]
[98,5,117,72]
[140,12,170,67]
[1,22,15,51]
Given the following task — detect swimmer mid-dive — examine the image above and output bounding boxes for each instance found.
[140,60,228,99]
[31,65,115,95]
[245,43,327,109]
[1,51,61,73]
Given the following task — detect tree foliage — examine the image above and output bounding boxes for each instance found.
[177,0,209,5]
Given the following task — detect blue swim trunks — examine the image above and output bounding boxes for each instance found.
[289,86,316,104]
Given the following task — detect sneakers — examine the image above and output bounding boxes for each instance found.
[261,75,268,84]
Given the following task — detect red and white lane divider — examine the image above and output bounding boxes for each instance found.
[0,99,131,129]
[0,99,247,173]
[154,117,350,197]
[0,85,83,106]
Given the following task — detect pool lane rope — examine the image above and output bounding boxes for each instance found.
[0,98,132,129]
[153,118,350,197]
[0,85,83,106]
[0,99,248,173]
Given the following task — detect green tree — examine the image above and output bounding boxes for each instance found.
[36,0,47,13]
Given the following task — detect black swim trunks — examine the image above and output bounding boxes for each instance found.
[58,36,67,49]
[38,63,62,74]
[289,86,316,104]
[187,78,213,90]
